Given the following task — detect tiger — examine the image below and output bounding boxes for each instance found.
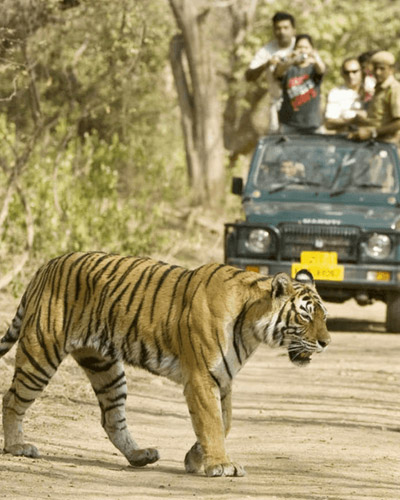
[0,252,330,477]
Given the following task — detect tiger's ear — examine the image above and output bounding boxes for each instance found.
[294,269,315,286]
[271,272,293,299]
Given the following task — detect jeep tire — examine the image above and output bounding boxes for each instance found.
[386,292,400,332]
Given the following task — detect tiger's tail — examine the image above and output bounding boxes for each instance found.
[0,296,25,359]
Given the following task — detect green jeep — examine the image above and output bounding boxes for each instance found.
[225,134,400,332]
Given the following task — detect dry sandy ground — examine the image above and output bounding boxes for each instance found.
[0,293,399,500]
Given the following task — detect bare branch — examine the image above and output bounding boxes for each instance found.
[0,75,19,102]
[0,175,17,239]
[0,184,34,291]
[72,37,89,66]
[53,130,74,216]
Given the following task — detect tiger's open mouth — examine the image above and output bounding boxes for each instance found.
[288,349,312,366]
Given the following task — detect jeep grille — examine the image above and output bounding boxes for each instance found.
[280,223,360,262]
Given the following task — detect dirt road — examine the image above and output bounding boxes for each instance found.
[0,294,399,500]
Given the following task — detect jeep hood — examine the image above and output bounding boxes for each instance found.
[244,200,400,230]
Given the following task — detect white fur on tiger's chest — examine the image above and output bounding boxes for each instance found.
[210,324,260,389]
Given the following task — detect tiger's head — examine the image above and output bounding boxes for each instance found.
[264,269,330,366]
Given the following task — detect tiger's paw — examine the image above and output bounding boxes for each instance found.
[184,442,203,473]
[127,448,160,467]
[5,443,40,458]
[205,462,246,477]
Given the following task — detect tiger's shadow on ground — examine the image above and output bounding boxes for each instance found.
[43,454,187,476]
[327,317,386,334]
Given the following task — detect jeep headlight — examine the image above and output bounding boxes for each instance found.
[245,229,271,253]
[365,233,391,259]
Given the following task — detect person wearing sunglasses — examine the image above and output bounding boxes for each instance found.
[348,51,400,144]
[324,57,366,133]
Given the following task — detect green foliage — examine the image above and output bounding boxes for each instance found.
[0,115,185,270]
[0,0,188,284]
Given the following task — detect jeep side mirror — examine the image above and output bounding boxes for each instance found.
[232,177,243,196]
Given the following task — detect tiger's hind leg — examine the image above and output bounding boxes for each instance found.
[184,441,203,473]
[3,339,64,458]
[72,348,159,467]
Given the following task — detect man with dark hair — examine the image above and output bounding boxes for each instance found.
[348,51,400,144]
[272,11,295,26]
[324,57,366,132]
[245,11,296,132]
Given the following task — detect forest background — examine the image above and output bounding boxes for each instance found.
[1,0,400,294]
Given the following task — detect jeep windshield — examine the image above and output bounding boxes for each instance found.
[252,136,398,196]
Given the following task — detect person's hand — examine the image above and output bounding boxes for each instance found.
[289,52,306,65]
[349,112,370,126]
[355,110,368,120]
[348,127,375,141]
[269,55,281,67]
[307,50,318,63]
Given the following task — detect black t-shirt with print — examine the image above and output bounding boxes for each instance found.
[279,63,323,130]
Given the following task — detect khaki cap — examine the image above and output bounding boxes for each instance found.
[371,51,396,66]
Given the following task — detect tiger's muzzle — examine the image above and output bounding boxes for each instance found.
[288,338,330,366]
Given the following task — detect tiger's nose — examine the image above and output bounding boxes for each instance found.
[317,339,330,349]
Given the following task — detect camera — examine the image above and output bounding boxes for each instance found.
[294,53,308,64]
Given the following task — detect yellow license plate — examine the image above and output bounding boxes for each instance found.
[375,271,391,281]
[291,251,344,281]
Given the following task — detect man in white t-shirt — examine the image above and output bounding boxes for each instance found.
[245,12,296,132]
[324,57,366,132]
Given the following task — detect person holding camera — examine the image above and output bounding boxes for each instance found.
[274,34,326,134]
[245,12,296,133]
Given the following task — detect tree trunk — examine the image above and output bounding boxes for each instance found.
[168,0,225,206]
[221,0,266,164]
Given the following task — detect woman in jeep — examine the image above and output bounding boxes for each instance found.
[275,34,326,134]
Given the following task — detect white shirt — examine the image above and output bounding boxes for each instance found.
[364,75,376,96]
[249,38,296,102]
[325,85,364,120]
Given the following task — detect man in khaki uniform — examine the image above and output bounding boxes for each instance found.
[348,51,400,144]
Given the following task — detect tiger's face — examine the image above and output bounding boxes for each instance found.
[269,270,330,366]
[285,292,329,366]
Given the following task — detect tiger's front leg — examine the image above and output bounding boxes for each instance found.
[184,386,234,474]
[183,376,245,477]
